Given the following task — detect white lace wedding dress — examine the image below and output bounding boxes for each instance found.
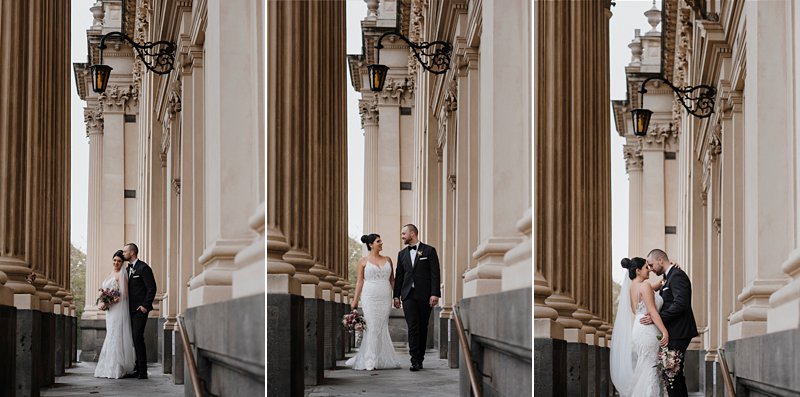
[94,272,136,378]
[346,261,401,370]
[629,291,664,396]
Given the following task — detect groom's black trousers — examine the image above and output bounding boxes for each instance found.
[131,311,148,370]
[666,337,692,397]
[403,290,432,365]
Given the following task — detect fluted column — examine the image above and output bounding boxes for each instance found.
[83,105,105,319]
[732,0,793,339]
[463,0,527,298]
[626,148,644,256]
[361,99,379,233]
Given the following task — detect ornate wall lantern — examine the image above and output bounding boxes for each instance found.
[367,31,451,92]
[631,76,716,136]
[89,31,176,94]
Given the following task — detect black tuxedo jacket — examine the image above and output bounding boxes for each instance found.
[393,243,441,301]
[659,267,699,341]
[127,260,157,313]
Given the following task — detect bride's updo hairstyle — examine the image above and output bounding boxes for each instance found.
[113,250,125,261]
[621,257,646,280]
[360,234,380,251]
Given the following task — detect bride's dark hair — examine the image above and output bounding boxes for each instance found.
[621,257,646,280]
[113,250,125,261]
[360,234,380,251]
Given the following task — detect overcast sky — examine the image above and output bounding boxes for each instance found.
[70,0,95,252]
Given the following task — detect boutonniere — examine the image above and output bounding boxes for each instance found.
[416,250,423,257]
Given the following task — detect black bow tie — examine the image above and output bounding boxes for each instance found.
[409,245,418,251]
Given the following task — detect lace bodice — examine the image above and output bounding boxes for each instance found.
[635,291,663,316]
[363,262,392,282]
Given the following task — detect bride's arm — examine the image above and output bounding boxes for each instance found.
[638,282,669,346]
[351,258,366,310]
[388,257,395,292]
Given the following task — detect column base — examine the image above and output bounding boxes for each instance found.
[324,300,335,369]
[162,322,173,374]
[438,312,448,359]
[726,328,800,394]
[767,276,800,333]
[173,329,184,385]
[447,317,459,369]
[54,314,65,376]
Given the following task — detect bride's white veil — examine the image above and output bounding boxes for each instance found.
[609,271,635,396]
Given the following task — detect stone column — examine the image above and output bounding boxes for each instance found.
[265,0,305,394]
[83,104,105,321]
[731,1,794,339]
[625,145,644,256]
[463,0,527,298]
[361,97,379,233]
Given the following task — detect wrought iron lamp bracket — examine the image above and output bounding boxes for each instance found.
[639,76,716,118]
[374,31,451,75]
[98,31,176,75]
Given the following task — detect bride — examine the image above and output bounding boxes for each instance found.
[610,257,670,396]
[94,250,136,378]
[346,234,401,370]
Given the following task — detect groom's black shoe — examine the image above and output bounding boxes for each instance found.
[137,371,148,379]
[410,363,420,372]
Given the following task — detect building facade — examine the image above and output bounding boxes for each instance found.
[0,1,77,396]
[350,0,533,395]
[614,0,800,394]
[75,0,265,395]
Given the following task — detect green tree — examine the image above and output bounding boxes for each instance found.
[70,244,86,346]
[347,236,362,289]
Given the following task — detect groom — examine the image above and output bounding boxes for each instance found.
[393,224,441,372]
[123,243,157,379]
[641,248,698,397]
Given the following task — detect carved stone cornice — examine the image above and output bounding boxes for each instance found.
[377,78,415,104]
[132,0,151,94]
[84,105,104,136]
[358,95,379,127]
[642,123,678,148]
[99,84,138,110]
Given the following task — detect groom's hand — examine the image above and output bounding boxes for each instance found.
[429,296,439,307]
[137,306,147,314]
[640,314,653,325]
[393,298,401,309]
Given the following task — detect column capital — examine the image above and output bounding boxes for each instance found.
[358,95,379,127]
[84,105,104,136]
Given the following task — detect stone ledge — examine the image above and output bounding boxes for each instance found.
[726,328,800,393]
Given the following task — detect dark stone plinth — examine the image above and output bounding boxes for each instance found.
[41,312,55,387]
[439,314,448,359]
[685,348,700,393]
[324,300,336,369]
[162,325,173,374]
[599,347,609,397]
[54,314,64,376]
[727,328,800,394]
[17,309,42,397]
[459,287,532,397]
[185,293,265,397]
[304,298,324,386]
[448,317,459,368]
[63,315,72,369]
[268,293,303,396]
[0,305,16,397]
[389,308,407,343]
[335,303,345,360]
[173,329,184,385]
[426,308,435,349]
[586,344,598,396]
[80,316,158,363]
[566,341,588,396]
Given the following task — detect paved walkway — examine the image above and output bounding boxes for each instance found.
[42,362,184,397]
[305,347,460,397]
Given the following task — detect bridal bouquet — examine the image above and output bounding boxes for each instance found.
[96,288,121,311]
[342,310,367,332]
[655,334,684,390]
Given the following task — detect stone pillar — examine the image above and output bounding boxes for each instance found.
[625,145,644,256]
[188,0,260,306]
[266,0,305,395]
[730,1,793,339]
